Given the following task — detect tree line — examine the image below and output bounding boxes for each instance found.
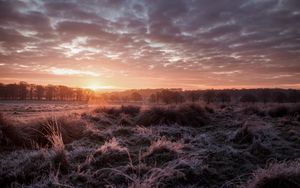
[100,88,300,104]
[0,82,94,101]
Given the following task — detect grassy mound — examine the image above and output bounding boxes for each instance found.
[94,105,141,117]
[137,104,209,127]
[243,106,266,116]
[142,138,183,166]
[243,160,300,188]
[0,114,89,148]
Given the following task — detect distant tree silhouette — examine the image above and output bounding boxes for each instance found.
[131,92,142,101]
[187,91,200,103]
[28,84,33,100]
[287,90,300,103]
[217,91,231,103]
[258,89,271,104]
[149,93,157,103]
[121,95,129,102]
[240,93,257,103]
[36,85,44,100]
[273,91,287,103]
[75,88,83,101]
[0,82,93,101]
[203,90,216,104]
[46,85,55,101]
[110,94,120,102]
[19,82,28,100]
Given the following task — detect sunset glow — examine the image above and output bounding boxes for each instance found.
[0,0,300,89]
[83,85,116,91]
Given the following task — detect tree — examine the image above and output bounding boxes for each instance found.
[149,93,157,103]
[173,92,184,104]
[258,89,271,104]
[188,91,200,103]
[273,91,287,103]
[46,85,55,101]
[240,93,257,103]
[159,90,174,104]
[217,91,231,103]
[203,90,216,104]
[36,85,44,100]
[287,90,300,103]
[19,81,28,100]
[75,89,83,101]
[131,92,142,101]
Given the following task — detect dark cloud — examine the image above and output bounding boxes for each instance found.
[0,0,300,88]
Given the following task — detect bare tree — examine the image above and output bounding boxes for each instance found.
[203,90,216,104]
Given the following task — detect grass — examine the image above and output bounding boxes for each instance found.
[242,160,300,188]
[137,103,209,127]
[94,105,141,116]
[1,103,300,187]
[0,114,89,148]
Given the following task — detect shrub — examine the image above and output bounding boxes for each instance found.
[268,106,289,117]
[243,160,300,188]
[137,104,209,127]
[243,106,265,116]
[94,105,140,117]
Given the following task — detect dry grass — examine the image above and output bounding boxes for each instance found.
[137,103,209,127]
[242,160,300,188]
[1,103,300,187]
[0,114,89,148]
[94,105,141,117]
[142,137,183,166]
[243,106,266,116]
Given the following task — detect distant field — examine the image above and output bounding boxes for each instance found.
[0,100,91,120]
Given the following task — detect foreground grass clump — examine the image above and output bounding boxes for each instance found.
[137,104,209,127]
[0,114,89,148]
[91,137,130,168]
[243,106,266,116]
[243,160,300,188]
[142,137,183,166]
[268,104,300,118]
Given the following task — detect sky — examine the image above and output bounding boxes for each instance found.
[0,0,300,90]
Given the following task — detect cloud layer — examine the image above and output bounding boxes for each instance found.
[0,0,300,89]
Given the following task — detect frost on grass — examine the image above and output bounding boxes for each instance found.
[1,103,300,187]
[242,160,300,188]
[137,104,209,127]
[91,137,130,168]
[143,137,183,166]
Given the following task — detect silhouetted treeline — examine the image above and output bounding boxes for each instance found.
[0,82,94,101]
[99,88,300,104]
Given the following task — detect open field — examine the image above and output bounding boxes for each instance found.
[0,102,300,188]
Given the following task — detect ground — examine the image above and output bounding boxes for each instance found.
[0,101,299,188]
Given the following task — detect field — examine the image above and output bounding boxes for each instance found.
[0,101,300,188]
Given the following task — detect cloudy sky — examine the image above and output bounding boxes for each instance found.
[0,0,300,90]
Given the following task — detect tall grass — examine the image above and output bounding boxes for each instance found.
[0,114,89,148]
[242,160,300,188]
[137,104,209,127]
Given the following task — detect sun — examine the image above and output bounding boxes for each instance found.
[85,85,101,91]
[84,85,115,91]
